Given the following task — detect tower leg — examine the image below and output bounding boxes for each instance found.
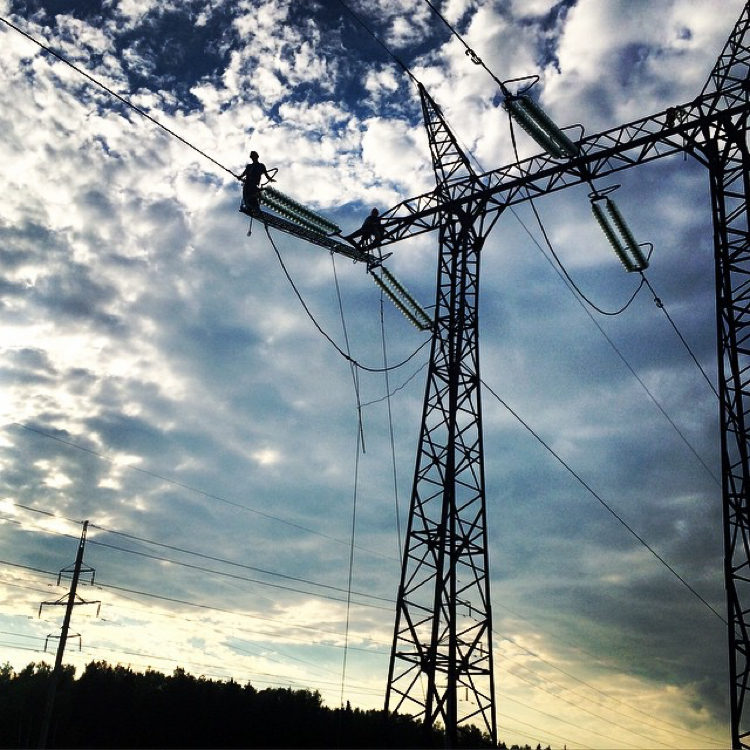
[706,113,750,749]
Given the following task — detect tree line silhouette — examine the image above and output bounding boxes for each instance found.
[0,661,545,748]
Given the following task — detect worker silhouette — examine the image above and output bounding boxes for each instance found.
[360,208,385,247]
[238,150,274,210]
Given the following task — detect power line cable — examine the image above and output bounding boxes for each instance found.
[0,14,237,179]
[481,379,726,624]
[496,712,589,750]
[494,602,725,743]
[91,522,393,602]
[497,689,642,749]
[87,537,390,610]
[502,665,677,749]
[263,223,431,373]
[641,274,720,399]
[7,502,393,607]
[334,0,419,85]
[421,0,510,96]
[7,422,398,562]
[497,645,724,747]
[507,209,721,485]
[0,556,390,650]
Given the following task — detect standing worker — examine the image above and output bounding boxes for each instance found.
[238,151,275,211]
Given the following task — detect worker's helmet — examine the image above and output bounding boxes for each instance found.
[250,150,259,159]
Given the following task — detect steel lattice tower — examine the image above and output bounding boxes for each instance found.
[242,4,750,744]
[384,85,497,746]
[375,5,750,746]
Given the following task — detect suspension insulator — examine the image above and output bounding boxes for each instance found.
[591,197,649,272]
[504,95,579,159]
[262,187,340,235]
[373,267,432,331]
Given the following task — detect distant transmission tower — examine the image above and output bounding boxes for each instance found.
[37,520,100,749]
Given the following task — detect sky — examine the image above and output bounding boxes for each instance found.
[0,0,744,747]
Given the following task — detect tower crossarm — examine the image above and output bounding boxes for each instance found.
[369,85,749,249]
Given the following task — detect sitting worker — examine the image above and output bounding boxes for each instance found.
[360,207,385,247]
[238,150,275,210]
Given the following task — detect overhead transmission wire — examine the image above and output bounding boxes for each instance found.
[0,15,236,179]
[496,642,724,748]
[481,377,725,623]
[492,604,725,746]
[0,555,389,655]
[9,421,398,563]
[509,214,721,485]
[3,521,714,746]
[641,274,720,399]
[507,671,673,749]
[335,0,419,85]
[5,506,395,697]
[7,502,392,609]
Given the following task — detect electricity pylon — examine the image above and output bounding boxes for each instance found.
[357,4,750,746]
[37,520,100,749]
[383,84,497,747]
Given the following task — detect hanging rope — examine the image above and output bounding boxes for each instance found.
[380,294,403,561]
[331,252,367,453]
[339,413,362,709]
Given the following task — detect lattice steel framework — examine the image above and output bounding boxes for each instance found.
[374,4,750,747]
[384,85,497,746]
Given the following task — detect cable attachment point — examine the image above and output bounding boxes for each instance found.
[500,74,540,97]
[465,48,482,65]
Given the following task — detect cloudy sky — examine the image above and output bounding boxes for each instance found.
[0,0,744,747]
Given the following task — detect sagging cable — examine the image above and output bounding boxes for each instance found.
[372,267,433,331]
[590,194,649,272]
[503,95,579,159]
[261,187,341,236]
